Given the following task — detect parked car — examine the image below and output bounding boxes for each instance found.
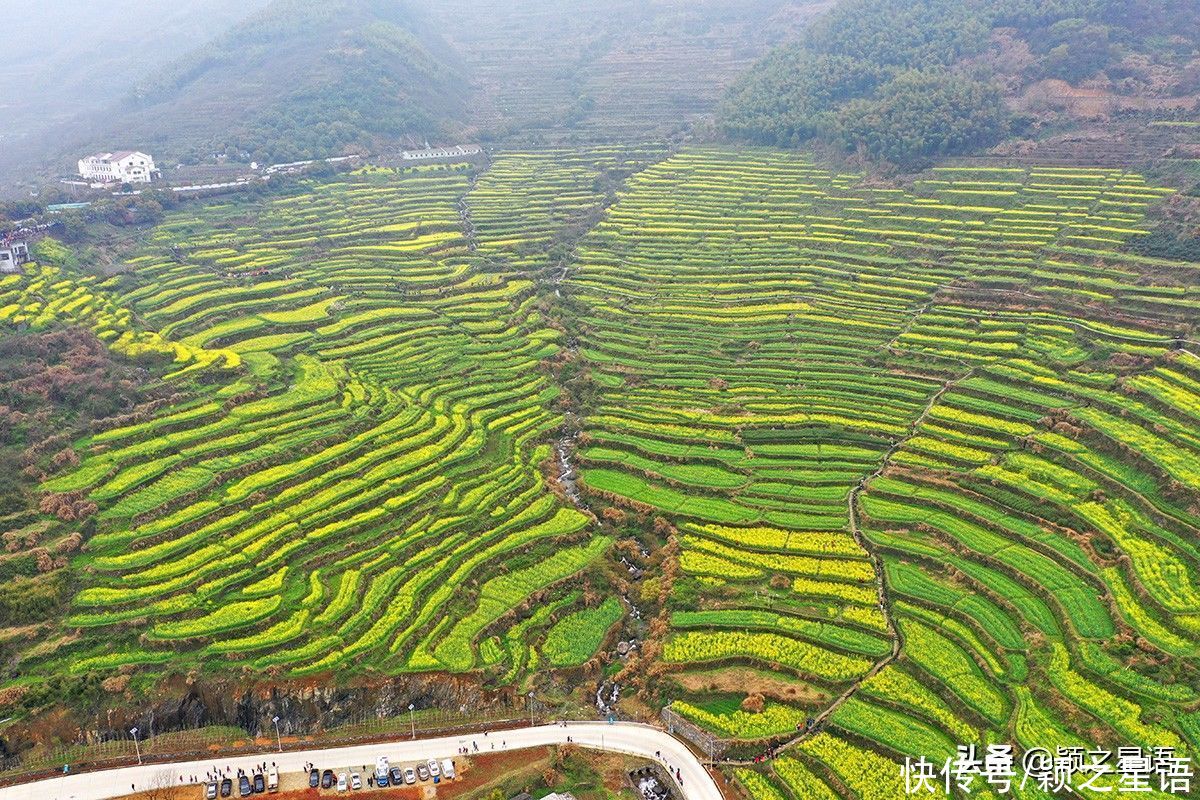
[253,773,265,793]
[440,760,455,780]
[220,778,232,798]
[206,782,218,800]
[389,767,403,786]
[376,771,389,788]
[427,760,441,779]
[416,764,429,781]
[321,769,334,789]
[267,767,279,793]
[350,773,362,791]
[309,769,320,788]
[337,774,347,792]
[239,775,252,797]
[403,768,416,785]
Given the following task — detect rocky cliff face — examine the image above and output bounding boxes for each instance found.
[2,674,506,769]
[115,675,493,738]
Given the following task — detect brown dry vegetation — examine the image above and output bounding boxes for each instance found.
[671,668,829,706]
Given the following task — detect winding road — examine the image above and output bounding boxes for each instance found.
[0,722,723,800]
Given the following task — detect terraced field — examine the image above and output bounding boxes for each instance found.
[3,145,1200,797]
[565,150,1200,795]
[1,153,659,688]
[429,0,812,141]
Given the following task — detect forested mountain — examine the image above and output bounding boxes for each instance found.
[3,0,1196,185]
[720,0,1200,167]
[1,0,472,181]
[36,0,469,171]
[1,0,828,190]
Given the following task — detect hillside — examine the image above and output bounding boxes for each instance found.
[720,0,1200,167]
[3,0,830,189]
[52,0,470,169]
[2,148,1200,795]
[0,0,270,147]
[3,0,1200,794]
[5,0,1197,186]
[427,0,828,142]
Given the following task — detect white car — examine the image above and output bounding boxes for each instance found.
[403,768,416,785]
[350,774,362,791]
[337,773,347,792]
[427,760,441,779]
[375,756,389,785]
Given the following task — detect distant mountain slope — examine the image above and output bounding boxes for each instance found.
[4,0,829,188]
[2,0,465,184]
[428,0,830,142]
[0,0,272,189]
[0,0,271,142]
[49,0,469,171]
[720,0,1200,167]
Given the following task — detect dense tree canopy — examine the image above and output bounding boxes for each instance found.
[720,0,1200,168]
[834,70,1010,166]
[124,0,466,165]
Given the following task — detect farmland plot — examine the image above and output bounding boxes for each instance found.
[3,148,1199,795]
[4,157,646,689]
[567,150,1200,781]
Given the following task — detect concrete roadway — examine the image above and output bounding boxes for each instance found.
[0,721,723,800]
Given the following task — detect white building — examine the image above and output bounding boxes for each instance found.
[77,151,156,184]
[0,241,29,274]
[399,144,482,161]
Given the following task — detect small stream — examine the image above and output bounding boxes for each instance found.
[555,433,586,509]
[456,190,477,252]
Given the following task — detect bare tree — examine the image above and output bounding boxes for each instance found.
[140,769,179,800]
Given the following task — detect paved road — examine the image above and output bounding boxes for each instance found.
[0,722,723,800]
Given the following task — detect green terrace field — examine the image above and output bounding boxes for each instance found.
[2,145,1200,798]
[563,150,1200,795]
[0,153,658,690]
